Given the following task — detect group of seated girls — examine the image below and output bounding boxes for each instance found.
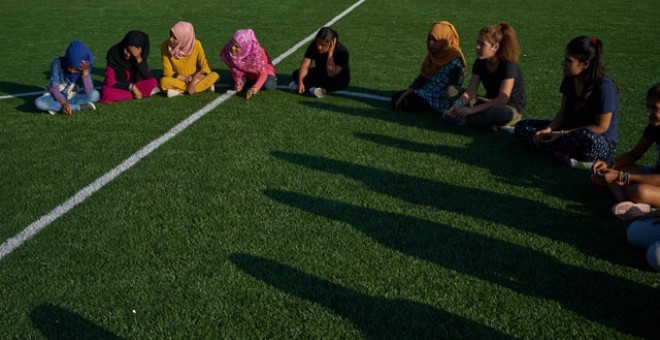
[34,21,659,271]
[391,20,659,271]
[34,22,350,114]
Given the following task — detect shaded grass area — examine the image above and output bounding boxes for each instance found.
[1,0,659,338]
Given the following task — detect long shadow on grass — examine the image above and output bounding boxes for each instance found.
[271,151,633,266]
[352,131,606,206]
[0,81,44,113]
[300,100,446,133]
[31,303,122,339]
[230,253,509,339]
[264,190,660,338]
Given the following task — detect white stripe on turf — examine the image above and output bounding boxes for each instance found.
[0,0,367,261]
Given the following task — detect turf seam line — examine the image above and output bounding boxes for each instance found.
[0,0,366,261]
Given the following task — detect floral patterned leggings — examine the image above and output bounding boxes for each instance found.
[514,119,615,162]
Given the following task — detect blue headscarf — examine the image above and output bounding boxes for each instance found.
[63,40,94,82]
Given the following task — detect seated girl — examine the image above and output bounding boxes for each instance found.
[515,36,618,167]
[220,28,277,100]
[35,40,100,115]
[445,23,525,129]
[100,30,158,104]
[391,21,466,113]
[160,21,220,97]
[592,83,660,220]
[290,27,350,98]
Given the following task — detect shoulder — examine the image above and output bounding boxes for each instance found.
[51,56,63,66]
[597,76,618,98]
[644,124,660,138]
[599,76,617,90]
[337,42,349,53]
[193,39,204,51]
[472,58,485,70]
[501,60,521,73]
[441,58,463,70]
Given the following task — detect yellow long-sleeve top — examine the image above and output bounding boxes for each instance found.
[161,39,212,77]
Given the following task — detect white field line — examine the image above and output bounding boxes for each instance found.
[0,0,366,261]
[275,85,389,102]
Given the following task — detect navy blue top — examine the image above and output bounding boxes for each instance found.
[559,76,619,147]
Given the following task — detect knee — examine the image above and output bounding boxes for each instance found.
[160,77,173,90]
[263,76,277,91]
[625,183,657,203]
[207,72,220,83]
[90,90,100,102]
[34,97,48,111]
[627,218,656,247]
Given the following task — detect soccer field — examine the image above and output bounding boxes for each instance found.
[1,0,659,338]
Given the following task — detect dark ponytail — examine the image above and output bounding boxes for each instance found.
[566,36,612,98]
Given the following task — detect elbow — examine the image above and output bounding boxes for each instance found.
[495,95,510,105]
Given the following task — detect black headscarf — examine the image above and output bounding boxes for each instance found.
[106,30,150,83]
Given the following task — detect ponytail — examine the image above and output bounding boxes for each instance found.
[566,36,611,98]
[478,22,520,63]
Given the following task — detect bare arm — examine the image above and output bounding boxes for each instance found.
[297,58,312,94]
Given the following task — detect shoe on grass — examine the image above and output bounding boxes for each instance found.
[79,102,96,111]
[47,110,57,115]
[554,152,577,167]
[150,87,161,96]
[208,84,215,93]
[167,89,183,98]
[288,81,298,91]
[309,87,326,98]
[612,201,652,221]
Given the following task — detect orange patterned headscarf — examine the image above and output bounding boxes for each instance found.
[420,21,466,79]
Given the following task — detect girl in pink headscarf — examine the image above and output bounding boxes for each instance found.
[160,21,220,97]
[220,29,277,100]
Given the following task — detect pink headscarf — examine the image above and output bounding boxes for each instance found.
[168,21,195,59]
[220,29,269,77]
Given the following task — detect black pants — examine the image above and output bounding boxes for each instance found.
[292,67,349,92]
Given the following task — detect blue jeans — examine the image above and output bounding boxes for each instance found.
[627,218,660,271]
[35,90,100,113]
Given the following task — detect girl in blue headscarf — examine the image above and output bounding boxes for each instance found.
[35,40,100,115]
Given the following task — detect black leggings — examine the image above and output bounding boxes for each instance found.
[292,67,349,92]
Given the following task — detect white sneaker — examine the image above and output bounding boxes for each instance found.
[310,87,326,98]
[167,89,183,98]
[499,126,515,133]
[47,110,57,115]
[79,102,96,111]
[288,81,298,91]
[208,84,215,93]
[150,87,161,96]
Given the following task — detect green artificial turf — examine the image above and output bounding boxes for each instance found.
[1,0,659,338]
